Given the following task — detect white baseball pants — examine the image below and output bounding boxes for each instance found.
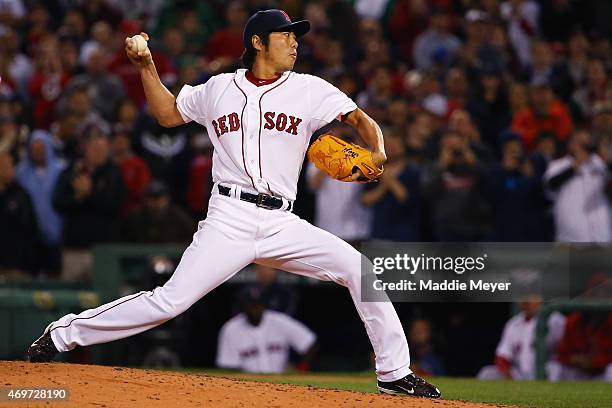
[49,188,412,381]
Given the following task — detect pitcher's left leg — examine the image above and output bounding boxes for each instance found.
[256,216,410,382]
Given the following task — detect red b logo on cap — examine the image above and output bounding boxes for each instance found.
[280,10,291,22]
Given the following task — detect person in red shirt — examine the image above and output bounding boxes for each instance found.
[553,312,612,381]
[551,273,612,382]
[186,133,213,218]
[29,37,71,129]
[204,1,249,69]
[111,131,151,216]
[511,83,573,151]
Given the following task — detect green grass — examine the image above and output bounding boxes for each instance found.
[177,369,611,408]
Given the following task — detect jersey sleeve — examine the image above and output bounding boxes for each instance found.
[495,317,517,361]
[280,315,316,354]
[309,76,357,131]
[176,83,208,125]
[215,323,240,369]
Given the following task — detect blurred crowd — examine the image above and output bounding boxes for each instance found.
[1,0,612,279]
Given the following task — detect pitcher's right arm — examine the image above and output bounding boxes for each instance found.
[125,32,184,128]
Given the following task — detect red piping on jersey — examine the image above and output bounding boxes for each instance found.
[232,77,257,190]
[246,70,282,87]
[258,74,291,194]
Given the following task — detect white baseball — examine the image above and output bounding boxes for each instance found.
[130,34,148,53]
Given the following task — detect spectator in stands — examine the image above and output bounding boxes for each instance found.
[204,0,248,72]
[422,130,490,241]
[386,98,410,139]
[478,295,566,380]
[386,0,429,63]
[29,36,72,129]
[508,81,530,119]
[592,102,612,157]
[543,130,612,243]
[467,64,511,152]
[53,133,124,279]
[122,180,195,244]
[185,132,213,218]
[459,9,494,71]
[16,130,65,276]
[111,131,151,215]
[362,132,421,241]
[500,0,540,68]
[448,109,495,164]
[113,99,139,134]
[551,273,612,382]
[49,112,81,162]
[412,7,461,71]
[444,67,469,113]
[571,58,612,123]
[79,21,114,64]
[523,40,554,87]
[591,35,612,71]
[132,113,192,202]
[551,31,590,102]
[162,27,190,67]
[405,113,433,164]
[0,28,34,98]
[356,65,393,125]
[408,318,445,377]
[488,134,546,241]
[0,152,38,277]
[217,285,317,374]
[0,107,20,157]
[58,84,111,139]
[307,147,372,245]
[64,47,125,122]
[58,38,81,77]
[512,83,573,151]
[0,0,25,33]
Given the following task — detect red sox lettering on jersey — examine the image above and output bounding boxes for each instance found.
[212,112,303,137]
[175,69,357,201]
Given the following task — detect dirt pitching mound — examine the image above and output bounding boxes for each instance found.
[1,361,508,408]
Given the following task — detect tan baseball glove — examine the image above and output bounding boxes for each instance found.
[307,134,384,182]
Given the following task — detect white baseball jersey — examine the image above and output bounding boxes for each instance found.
[543,154,612,242]
[495,311,566,379]
[216,310,316,373]
[176,69,358,201]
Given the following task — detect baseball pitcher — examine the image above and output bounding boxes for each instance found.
[27,9,441,399]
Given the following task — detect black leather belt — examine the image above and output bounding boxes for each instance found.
[218,185,292,211]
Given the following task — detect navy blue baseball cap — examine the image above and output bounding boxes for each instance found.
[243,9,310,48]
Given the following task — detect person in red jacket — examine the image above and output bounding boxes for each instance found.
[204,1,248,71]
[511,83,573,151]
[550,273,612,382]
[111,131,151,216]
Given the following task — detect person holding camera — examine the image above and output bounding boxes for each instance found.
[488,134,548,241]
[421,130,490,241]
[543,129,612,242]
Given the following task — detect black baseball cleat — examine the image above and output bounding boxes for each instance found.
[25,324,59,362]
[377,373,442,398]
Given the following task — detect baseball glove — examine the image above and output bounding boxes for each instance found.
[307,134,384,182]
